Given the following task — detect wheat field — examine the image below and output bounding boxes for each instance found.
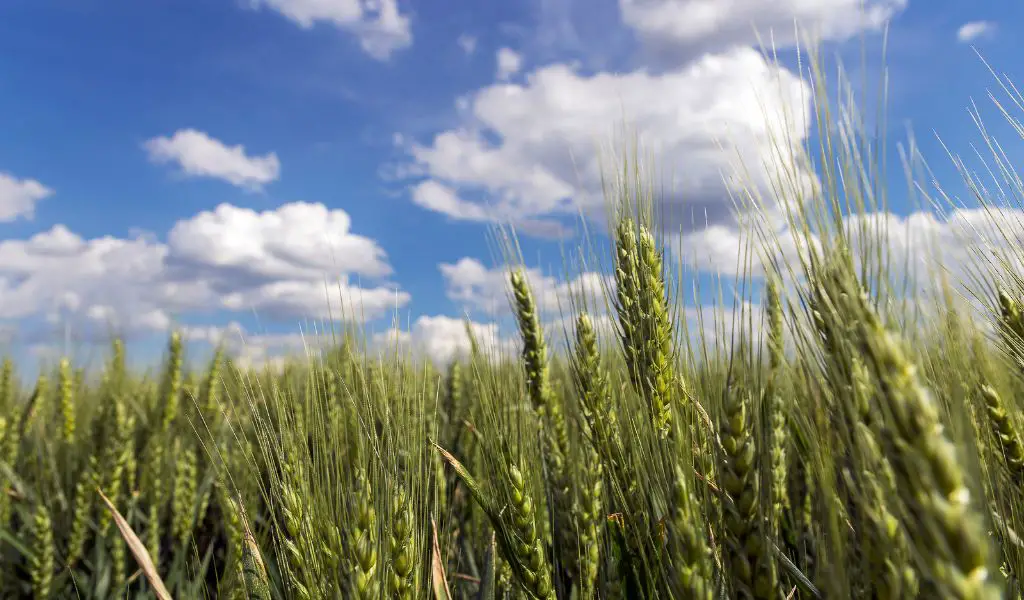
[4,49,1024,600]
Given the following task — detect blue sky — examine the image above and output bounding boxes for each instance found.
[0,0,1020,371]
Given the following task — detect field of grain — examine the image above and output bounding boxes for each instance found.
[4,51,1024,600]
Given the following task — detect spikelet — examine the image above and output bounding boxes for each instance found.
[172,439,198,547]
[979,384,1024,484]
[569,313,621,597]
[97,396,131,537]
[387,484,416,600]
[352,470,380,600]
[57,358,75,446]
[160,331,183,433]
[23,374,48,439]
[510,269,575,567]
[65,455,98,567]
[506,463,555,600]
[0,357,12,413]
[668,463,713,599]
[279,456,312,599]
[836,268,998,599]
[30,502,54,600]
[855,421,918,599]
[613,218,680,438]
[147,501,162,568]
[765,277,788,529]
[720,389,777,599]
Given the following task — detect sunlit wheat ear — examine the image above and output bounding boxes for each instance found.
[576,449,603,598]
[571,314,631,489]
[0,357,13,412]
[509,268,576,572]
[669,464,713,599]
[218,476,246,576]
[506,463,555,600]
[160,331,183,433]
[352,470,380,600]
[612,217,677,438]
[636,225,677,437]
[855,420,919,599]
[57,357,74,446]
[23,373,48,436]
[569,314,613,598]
[109,513,128,593]
[171,439,198,547]
[998,290,1024,362]
[979,384,1024,485]
[613,217,643,385]
[719,388,778,599]
[835,270,998,600]
[147,501,162,568]
[30,502,53,600]
[279,462,312,599]
[387,484,416,600]
[65,454,98,567]
[509,269,553,417]
[765,277,788,535]
[850,356,919,597]
[201,345,224,419]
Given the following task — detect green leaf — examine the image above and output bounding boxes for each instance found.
[476,533,497,600]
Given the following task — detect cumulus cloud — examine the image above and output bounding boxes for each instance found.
[374,314,517,364]
[0,202,408,340]
[410,181,575,239]
[496,48,523,81]
[0,225,171,325]
[0,172,53,222]
[842,208,1024,291]
[619,0,907,57]
[679,204,1024,299]
[251,0,412,59]
[401,47,814,240]
[411,180,489,221]
[166,202,393,282]
[440,257,611,317]
[957,21,995,43]
[669,217,813,277]
[144,129,281,190]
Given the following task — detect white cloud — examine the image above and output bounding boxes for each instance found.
[440,257,611,317]
[411,180,489,221]
[374,314,517,364]
[220,277,406,321]
[251,0,412,60]
[676,205,1024,298]
[401,47,814,239]
[620,0,907,56]
[457,34,478,55]
[842,208,1024,292]
[0,173,53,222]
[670,217,813,277]
[166,201,393,281]
[957,21,995,43]
[0,202,408,340]
[410,180,575,239]
[144,129,281,190]
[496,47,523,81]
